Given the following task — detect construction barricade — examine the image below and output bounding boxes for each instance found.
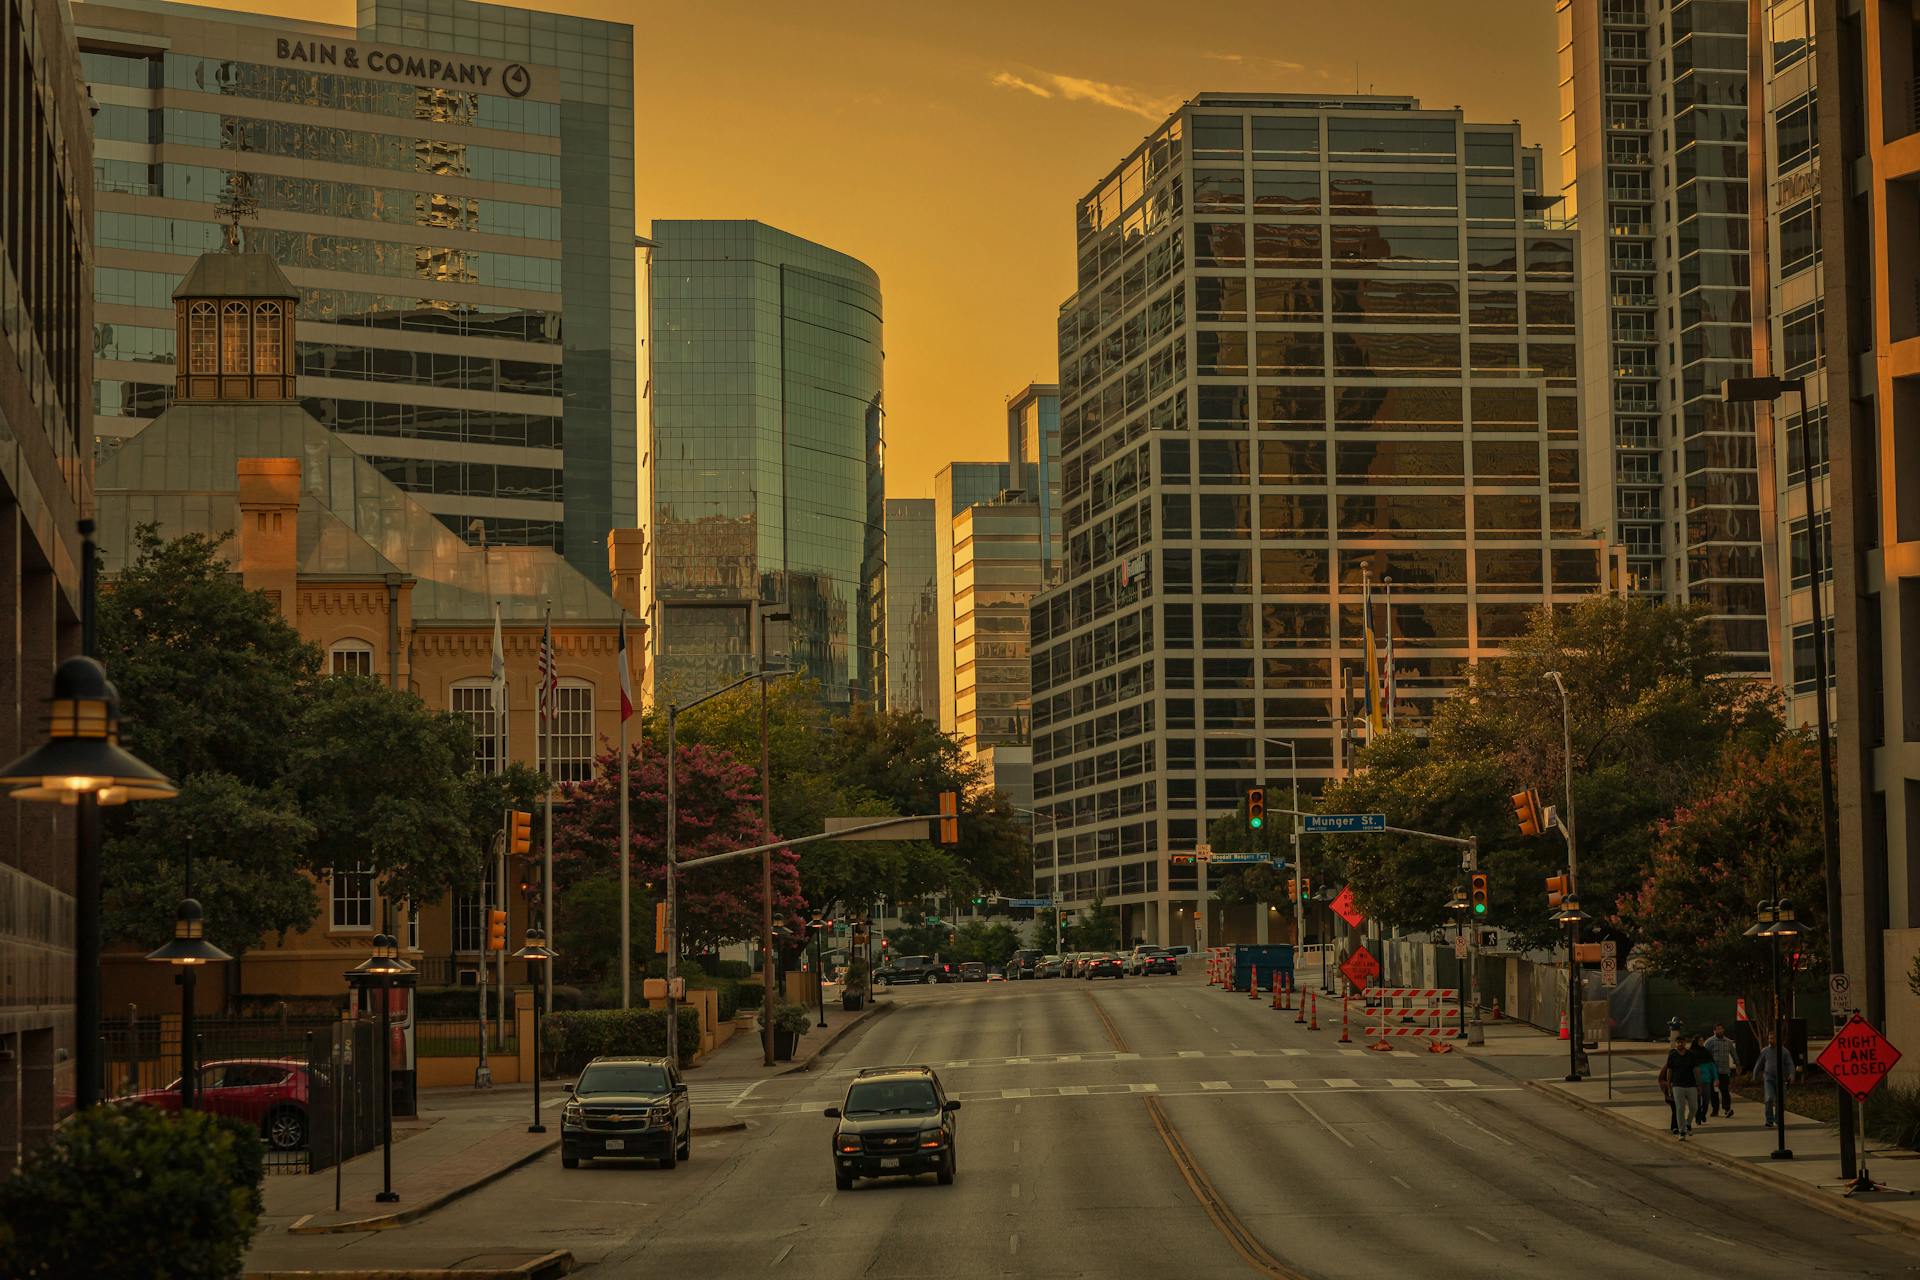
[1362,987,1463,1050]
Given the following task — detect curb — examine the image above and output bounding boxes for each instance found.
[782,999,894,1073]
[1525,1080,1920,1241]
[286,1139,559,1235]
[246,1247,572,1280]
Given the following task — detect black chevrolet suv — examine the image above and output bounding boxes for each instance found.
[560,1056,691,1169]
[823,1065,961,1189]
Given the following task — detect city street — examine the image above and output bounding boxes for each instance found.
[247,970,1920,1279]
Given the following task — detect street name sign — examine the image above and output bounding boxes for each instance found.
[1302,813,1386,834]
[823,816,932,841]
[1817,1013,1901,1102]
[1329,886,1365,929]
[1339,945,1380,990]
[1007,898,1052,909]
[1209,851,1272,865]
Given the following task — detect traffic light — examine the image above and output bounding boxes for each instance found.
[1470,873,1490,916]
[1545,873,1571,909]
[1287,878,1298,901]
[515,863,535,897]
[1510,789,1544,837]
[971,895,985,906]
[938,790,960,845]
[486,909,507,951]
[507,808,533,855]
[1300,877,1311,898]
[1247,787,1266,830]
[1170,853,1197,866]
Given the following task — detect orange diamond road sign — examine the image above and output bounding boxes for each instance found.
[1340,945,1380,991]
[1330,886,1365,929]
[1817,1013,1902,1102]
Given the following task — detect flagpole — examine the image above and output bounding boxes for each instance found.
[618,612,631,1010]
[492,600,507,1039]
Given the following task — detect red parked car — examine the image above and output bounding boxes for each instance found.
[129,1058,312,1151]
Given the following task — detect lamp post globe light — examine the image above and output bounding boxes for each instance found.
[144,898,231,1112]
[1549,895,1591,1083]
[512,927,555,1134]
[345,932,417,1203]
[1,646,178,1111]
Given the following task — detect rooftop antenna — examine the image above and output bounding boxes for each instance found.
[214,176,258,253]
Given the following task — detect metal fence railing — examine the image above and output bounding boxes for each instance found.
[100,1015,382,1175]
[414,1018,517,1058]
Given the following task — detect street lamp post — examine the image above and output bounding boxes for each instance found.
[1543,670,1585,1081]
[809,917,829,1029]
[1746,898,1804,1160]
[1722,374,1852,1177]
[344,932,417,1203]
[0,572,179,1111]
[759,608,790,1067]
[144,898,231,1111]
[513,927,555,1134]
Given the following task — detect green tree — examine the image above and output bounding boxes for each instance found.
[1315,598,1782,947]
[1067,895,1119,951]
[98,526,319,785]
[552,873,651,991]
[953,921,1023,968]
[284,676,475,907]
[1615,735,1826,1007]
[102,772,316,960]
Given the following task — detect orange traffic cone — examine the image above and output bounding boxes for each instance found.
[1271,972,1284,1010]
[1427,1038,1455,1054]
[1491,998,1503,1020]
[1308,992,1320,1032]
[1295,978,1308,1023]
[1339,994,1352,1043]
[1249,968,1261,999]
[1558,1010,1569,1040]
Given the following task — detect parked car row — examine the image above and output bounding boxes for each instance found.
[878,945,1190,986]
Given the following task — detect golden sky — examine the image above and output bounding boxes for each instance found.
[192,0,1559,499]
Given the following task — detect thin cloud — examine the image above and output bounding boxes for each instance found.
[990,68,1177,121]
[990,70,1053,100]
[1202,51,1306,72]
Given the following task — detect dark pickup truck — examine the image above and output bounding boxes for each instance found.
[1009,949,1044,979]
[877,955,955,985]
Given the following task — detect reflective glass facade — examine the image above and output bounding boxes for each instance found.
[881,497,938,720]
[75,0,636,583]
[1006,382,1062,579]
[1030,94,1608,944]
[1557,0,1766,669]
[952,496,1050,756]
[648,220,884,706]
[934,460,1012,727]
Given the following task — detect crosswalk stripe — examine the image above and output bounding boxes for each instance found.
[1200,1080,1232,1090]
[1388,1078,1421,1088]
[1129,1082,1159,1093]
[1327,1078,1360,1088]
[1057,1085,1088,1096]
[1444,1079,1479,1089]
[1263,1079,1298,1090]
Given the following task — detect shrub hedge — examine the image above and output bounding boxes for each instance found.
[541,1006,701,1073]
[0,1103,265,1279]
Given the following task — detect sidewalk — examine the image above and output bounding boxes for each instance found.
[1535,1070,1920,1235]
[266,1092,558,1236]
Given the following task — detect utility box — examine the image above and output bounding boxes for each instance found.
[1230,944,1294,992]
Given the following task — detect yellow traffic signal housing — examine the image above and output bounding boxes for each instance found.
[1247,787,1266,830]
[1469,873,1490,916]
[1286,877,1298,901]
[508,808,534,855]
[1545,874,1571,908]
[1510,789,1544,837]
[938,791,959,845]
[486,909,507,951]
[653,901,668,953]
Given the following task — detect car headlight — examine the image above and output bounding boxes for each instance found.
[836,1135,862,1154]
[562,1102,583,1124]
[918,1128,945,1148]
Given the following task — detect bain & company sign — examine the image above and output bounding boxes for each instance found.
[274,38,533,96]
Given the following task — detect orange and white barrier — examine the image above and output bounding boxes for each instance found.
[1363,986,1464,1044]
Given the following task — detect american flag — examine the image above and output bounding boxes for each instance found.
[537,609,558,722]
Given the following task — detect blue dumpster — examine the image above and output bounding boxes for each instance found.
[1229,944,1294,993]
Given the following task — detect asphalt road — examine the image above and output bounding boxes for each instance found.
[263,971,1920,1278]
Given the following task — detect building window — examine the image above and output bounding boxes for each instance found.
[188,302,217,372]
[451,680,501,774]
[221,302,251,373]
[1789,512,1833,590]
[549,680,595,783]
[405,910,419,953]
[330,640,375,677]
[330,865,374,931]
[1790,619,1834,694]
[253,302,283,372]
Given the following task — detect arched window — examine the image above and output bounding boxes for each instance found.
[188,302,218,373]
[329,639,375,678]
[221,301,250,373]
[550,679,595,782]
[451,679,502,774]
[253,302,283,373]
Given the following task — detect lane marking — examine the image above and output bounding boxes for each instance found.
[1570,1173,1599,1191]
[1009,1234,1019,1256]
[1389,1078,1421,1088]
[1181,1050,1206,1058]
[1011,1182,1020,1199]
[1200,1080,1232,1091]
[1058,1085,1088,1096]
[1292,1096,1354,1149]
[1436,1101,1514,1147]
[1012,1138,1020,1154]
[1465,1225,1498,1245]
[816,1193,831,1207]
[1696,1231,1738,1248]
[770,1244,794,1267]
[1390,1174,1412,1191]
[1130,1082,1160,1093]
[1003,1088,1031,1099]
[1327,1078,1360,1089]
[1264,1080,1298,1090]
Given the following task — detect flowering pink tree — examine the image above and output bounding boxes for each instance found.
[553,741,806,953]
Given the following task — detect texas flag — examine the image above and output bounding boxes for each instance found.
[618,612,634,723]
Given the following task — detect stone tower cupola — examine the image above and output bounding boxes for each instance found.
[170,252,300,403]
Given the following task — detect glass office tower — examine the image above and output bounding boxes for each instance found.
[882,497,939,720]
[1029,94,1609,945]
[648,220,884,707]
[1006,382,1062,579]
[1557,0,1765,669]
[76,0,636,583]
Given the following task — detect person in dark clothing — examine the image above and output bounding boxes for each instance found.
[1665,1037,1699,1139]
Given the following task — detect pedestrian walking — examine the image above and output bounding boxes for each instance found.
[1754,1033,1796,1127]
[1703,1022,1738,1118]
[1664,1035,1699,1139]
[1658,1049,1677,1133]
[1691,1035,1716,1126]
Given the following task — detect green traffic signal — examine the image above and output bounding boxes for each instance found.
[1473,902,1487,915]
[1249,816,1263,829]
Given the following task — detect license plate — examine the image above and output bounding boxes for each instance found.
[880,1157,900,1169]
[604,1139,624,1150]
